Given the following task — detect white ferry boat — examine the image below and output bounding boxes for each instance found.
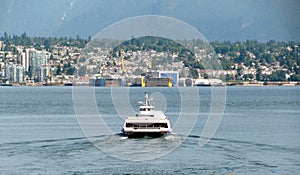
[121,91,171,138]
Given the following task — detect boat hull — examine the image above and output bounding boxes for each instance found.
[121,127,170,138]
[124,131,168,138]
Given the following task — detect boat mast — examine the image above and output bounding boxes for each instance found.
[145,90,149,106]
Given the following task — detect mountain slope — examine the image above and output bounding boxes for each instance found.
[0,0,299,41]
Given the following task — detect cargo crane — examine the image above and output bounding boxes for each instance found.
[119,49,129,86]
[119,49,126,75]
[147,60,152,77]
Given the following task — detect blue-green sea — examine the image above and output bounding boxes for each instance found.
[0,86,299,174]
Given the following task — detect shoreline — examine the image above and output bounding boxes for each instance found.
[1,82,299,87]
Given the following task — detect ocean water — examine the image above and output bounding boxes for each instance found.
[0,86,299,174]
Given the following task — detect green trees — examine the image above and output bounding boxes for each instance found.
[289,74,300,81]
[78,65,87,77]
[0,32,89,48]
[79,57,86,63]
[267,70,287,81]
[113,36,192,61]
[56,65,61,75]
[55,62,75,75]
[66,67,75,75]
[189,68,199,79]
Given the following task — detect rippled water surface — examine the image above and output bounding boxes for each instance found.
[0,86,299,174]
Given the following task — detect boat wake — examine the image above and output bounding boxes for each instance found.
[90,132,183,161]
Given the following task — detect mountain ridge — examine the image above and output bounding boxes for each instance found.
[0,0,299,41]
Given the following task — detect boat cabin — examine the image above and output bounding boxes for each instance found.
[139,105,154,115]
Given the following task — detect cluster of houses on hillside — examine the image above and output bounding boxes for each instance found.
[0,40,298,86]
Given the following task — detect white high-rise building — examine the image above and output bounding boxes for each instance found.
[4,64,25,83]
[4,64,15,83]
[0,41,4,51]
[31,51,47,82]
[25,49,31,71]
[37,66,47,82]
[16,65,25,83]
[19,52,28,71]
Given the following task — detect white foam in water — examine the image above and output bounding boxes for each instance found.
[120,136,128,140]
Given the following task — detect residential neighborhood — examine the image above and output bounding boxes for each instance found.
[0,34,299,86]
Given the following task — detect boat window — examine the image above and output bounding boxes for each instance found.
[161,123,168,128]
[126,123,168,128]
